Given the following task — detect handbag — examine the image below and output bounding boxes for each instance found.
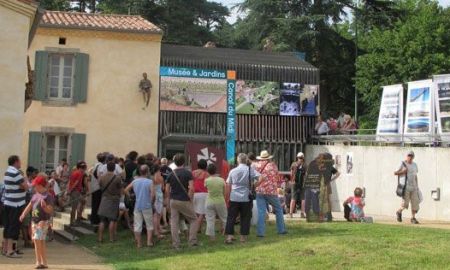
[396,162,408,197]
[248,166,256,201]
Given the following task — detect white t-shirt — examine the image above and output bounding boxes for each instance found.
[97,163,123,178]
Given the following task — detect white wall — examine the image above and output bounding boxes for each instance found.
[305,144,450,221]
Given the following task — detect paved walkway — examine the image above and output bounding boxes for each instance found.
[283,212,450,230]
[0,229,112,270]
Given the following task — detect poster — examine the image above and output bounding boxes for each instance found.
[186,142,224,173]
[235,80,280,115]
[404,79,434,140]
[279,83,320,116]
[376,84,404,140]
[433,74,450,140]
[160,67,227,112]
[346,152,353,175]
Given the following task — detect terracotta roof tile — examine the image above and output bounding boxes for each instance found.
[40,11,162,34]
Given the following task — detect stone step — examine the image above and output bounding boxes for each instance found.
[52,218,66,231]
[78,220,98,233]
[64,225,95,238]
[54,229,78,243]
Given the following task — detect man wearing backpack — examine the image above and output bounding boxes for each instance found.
[394,151,420,224]
[90,153,106,225]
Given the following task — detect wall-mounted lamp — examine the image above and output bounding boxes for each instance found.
[431,188,440,201]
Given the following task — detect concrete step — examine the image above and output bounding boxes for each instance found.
[54,229,78,243]
[64,225,95,238]
[78,220,98,233]
[52,218,66,231]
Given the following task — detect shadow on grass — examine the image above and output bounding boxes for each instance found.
[77,221,359,267]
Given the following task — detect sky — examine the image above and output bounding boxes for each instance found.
[212,0,450,24]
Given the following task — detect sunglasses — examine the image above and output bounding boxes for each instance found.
[297,157,304,159]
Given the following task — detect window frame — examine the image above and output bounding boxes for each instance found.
[43,133,70,172]
[47,53,75,102]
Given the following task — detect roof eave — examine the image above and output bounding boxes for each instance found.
[38,23,163,35]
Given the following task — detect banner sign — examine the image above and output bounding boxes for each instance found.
[160,66,228,113]
[376,84,404,138]
[433,74,450,138]
[404,79,434,140]
[186,142,224,173]
[280,83,319,116]
[226,71,237,164]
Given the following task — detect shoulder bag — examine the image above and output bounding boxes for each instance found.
[396,162,408,197]
[172,170,191,201]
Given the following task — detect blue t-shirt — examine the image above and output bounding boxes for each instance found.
[132,177,153,211]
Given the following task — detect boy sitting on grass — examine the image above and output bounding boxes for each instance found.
[20,175,54,269]
[343,187,365,222]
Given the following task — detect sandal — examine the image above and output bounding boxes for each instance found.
[224,238,233,244]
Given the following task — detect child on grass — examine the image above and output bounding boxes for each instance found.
[20,175,54,269]
[343,187,365,222]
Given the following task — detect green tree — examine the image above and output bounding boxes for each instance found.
[355,0,450,128]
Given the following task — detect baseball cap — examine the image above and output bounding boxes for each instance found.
[297,152,305,158]
[407,151,415,157]
[32,176,47,187]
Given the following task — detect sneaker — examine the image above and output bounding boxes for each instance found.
[411,218,420,224]
[6,252,22,258]
[396,211,402,222]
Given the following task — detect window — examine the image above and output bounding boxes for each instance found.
[48,54,74,100]
[44,134,69,171]
[34,51,89,103]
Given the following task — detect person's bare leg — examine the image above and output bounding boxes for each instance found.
[124,211,132,231]
[6,239,14,254]
[289,199,296,217]
[145,92,150,107]
[147,229,154,246]
[109,222,115,242]
[196,215,204,233]
[98,222,105,242]
[301,199,306,216]
[33,240,40,266]
[134,232,142,248]
[40,240,48,267]
[162,207,168,227]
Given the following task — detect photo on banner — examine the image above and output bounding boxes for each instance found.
[433,74,450,139]
[280,83,320,116]
[235,80,280,115]
[376,84,404,140]
[160,67,227,113]
[404,79,434,140]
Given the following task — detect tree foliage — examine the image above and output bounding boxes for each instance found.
[355,0,450,128]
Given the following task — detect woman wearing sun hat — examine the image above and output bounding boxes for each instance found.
[254,150,287,237]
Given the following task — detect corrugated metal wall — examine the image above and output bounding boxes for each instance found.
[159,111,315,170]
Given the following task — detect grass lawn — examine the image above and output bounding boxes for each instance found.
[78,221,450,270]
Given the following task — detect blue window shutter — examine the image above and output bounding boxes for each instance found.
[73,53,89,103]
[70,133,86,168]
[28,132,43,170]
[34,51,49,101]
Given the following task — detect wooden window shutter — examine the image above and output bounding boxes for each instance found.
[34,51,49,101]
[73,53,89,103]
[28,132,43,170]
[70,133,86,168]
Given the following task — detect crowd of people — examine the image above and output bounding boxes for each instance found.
[0,148,421,268]
[315,112,358,135]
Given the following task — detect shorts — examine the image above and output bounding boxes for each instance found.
[70,191,82,208]
[402,190,420,212]
[2,205,24,240]
[291,188,304,202]
[32,221,49,241]
[154,199,163,215]
[193,193,207,215]
[134,208,153,233]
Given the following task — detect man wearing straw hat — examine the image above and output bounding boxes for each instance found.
[254,150,287,237]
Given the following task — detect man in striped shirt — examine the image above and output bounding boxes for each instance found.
[2,155,28,258]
